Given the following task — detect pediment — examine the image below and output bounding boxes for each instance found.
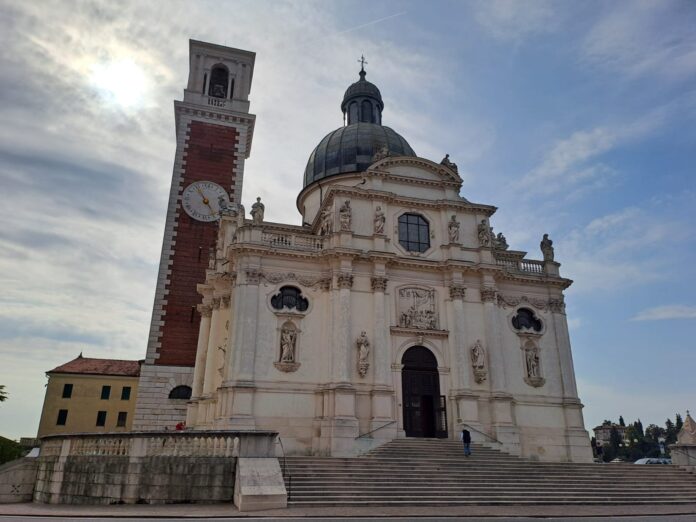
[369,156,463,185]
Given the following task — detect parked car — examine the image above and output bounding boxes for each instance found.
[634,457,672,464]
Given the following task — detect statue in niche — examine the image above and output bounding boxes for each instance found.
[319,207,333,236]
[448,215,460,243]
[250,197,264,225]
[372,145,390,162]
[374,206,385,234]
[540,233,554,262]
[470,339,487,384]
[280,325,297,363]
[398,288,438,330]
[477,220,491,246]
[208,246,216,270]
[339,200,352,231]
[525,345,540,378]
[440,153,458,173]
[356,331,370,377]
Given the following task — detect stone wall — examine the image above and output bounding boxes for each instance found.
[34,455,234,504]
[0,458,38,503]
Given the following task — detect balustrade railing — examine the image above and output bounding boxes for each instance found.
[261,232,323,251]
[495,256,545,275]
[39,430,278,459]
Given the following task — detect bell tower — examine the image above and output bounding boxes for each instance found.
[133,40,256,430]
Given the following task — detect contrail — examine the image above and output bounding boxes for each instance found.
[299,11,408,46]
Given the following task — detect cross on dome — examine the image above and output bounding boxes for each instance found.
[358,54,368,73]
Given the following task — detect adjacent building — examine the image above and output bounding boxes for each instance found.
[37,355,141,437]
[593,422,628,446]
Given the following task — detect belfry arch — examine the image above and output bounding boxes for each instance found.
[401,346,447,438]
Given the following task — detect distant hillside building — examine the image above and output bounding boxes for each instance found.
[593,423,627,446]
[37,355,141,438]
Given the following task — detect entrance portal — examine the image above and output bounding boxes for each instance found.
[401,346,447,438]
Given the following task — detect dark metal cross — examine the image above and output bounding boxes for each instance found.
[358,55,367,71]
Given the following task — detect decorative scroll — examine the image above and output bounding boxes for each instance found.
[398,287,438,330]
[371,276,388,292]
[337,273,354,289]
[262,271,330,289]
[497,294,549,311]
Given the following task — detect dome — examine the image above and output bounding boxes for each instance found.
[303,65,416,188]
[304,123,416,187]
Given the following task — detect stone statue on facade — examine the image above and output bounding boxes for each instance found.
[356,331,370,377]
[525,346,540,378]
[208,246,216,270]
[448,215,460,243]
[339,200,352,231]
[280,326,297,363]
[477,220,491,246]
[318,207,333,236]
[440,153,458,173]
[372,145,390,163]
[492,231,508,251]
[374,206,385,234]
[250,197,264,225]
[540,233,554,262]
[470,339,487,384]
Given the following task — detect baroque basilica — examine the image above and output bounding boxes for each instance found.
[133,40,592,462]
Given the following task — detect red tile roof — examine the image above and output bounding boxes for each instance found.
[48,355,141,377]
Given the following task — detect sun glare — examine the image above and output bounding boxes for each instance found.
[89,59,149,109]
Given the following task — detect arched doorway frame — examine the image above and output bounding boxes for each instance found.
[395,342,448,438]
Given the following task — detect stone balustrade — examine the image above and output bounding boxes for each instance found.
[261,231,324,251]
[39,430,278,459]
[495,255,545,275]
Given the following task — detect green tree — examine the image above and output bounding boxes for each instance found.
[635,419,644,437]
[619,416,625,427]
[0,385,7,402]
[665,418,677,444]
[676,413,684,432]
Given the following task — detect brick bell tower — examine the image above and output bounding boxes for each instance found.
[133,40,255,429]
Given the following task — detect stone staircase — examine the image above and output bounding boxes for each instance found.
[282,438,696,506]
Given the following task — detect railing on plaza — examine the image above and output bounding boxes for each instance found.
[39,430,279,459]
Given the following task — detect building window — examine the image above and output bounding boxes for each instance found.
[62,383,73,399]
[117,412,128,427]
[512,308,543,332]
[361,100,373,123]
[101,385,111,400]
[56,409,68,425]
[398,213,430,253]
[270,286,309,312]
[208,65,229,98]
[121,386,131,400]
[168,385,192,400]
[96,411,107,427]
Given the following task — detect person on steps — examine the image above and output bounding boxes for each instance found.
[460,428,472,457]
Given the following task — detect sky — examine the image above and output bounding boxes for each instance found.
[0,0,694,440]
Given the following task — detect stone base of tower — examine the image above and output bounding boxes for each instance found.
[132,364,193,430]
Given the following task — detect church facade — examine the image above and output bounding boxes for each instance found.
[135,40,592,463]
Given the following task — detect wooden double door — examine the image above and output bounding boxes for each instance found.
[401,346,447,438]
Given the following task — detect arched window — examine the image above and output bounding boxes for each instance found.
[349,102,358,123]
[512,308,543,332]
[168,385,192,400]
[361,100,373,123]
[398,213,430,253]
[271,286,309,312]
[208,65,229,98]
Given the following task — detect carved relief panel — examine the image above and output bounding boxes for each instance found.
[397,287,438,330]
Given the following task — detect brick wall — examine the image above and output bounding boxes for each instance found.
[156,121,239,366]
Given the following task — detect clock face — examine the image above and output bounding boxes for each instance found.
[181,181,230,222]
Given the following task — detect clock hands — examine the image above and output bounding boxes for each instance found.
[195,185,218,217]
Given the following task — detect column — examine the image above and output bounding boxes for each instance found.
[334,273,353,384]
[370,276,395,435]
[186,304,212,426]
[449,284,469,391]
[203,298,222,395]
[481,286,506,393]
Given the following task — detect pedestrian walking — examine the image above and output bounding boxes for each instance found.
[460,428,471,457]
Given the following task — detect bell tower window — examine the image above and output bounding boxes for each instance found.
[208,65,229,99]
[361,100,373,123]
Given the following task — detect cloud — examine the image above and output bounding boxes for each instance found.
[581,1,696,82]
[472,0,559,43]
[631,306,696,321]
